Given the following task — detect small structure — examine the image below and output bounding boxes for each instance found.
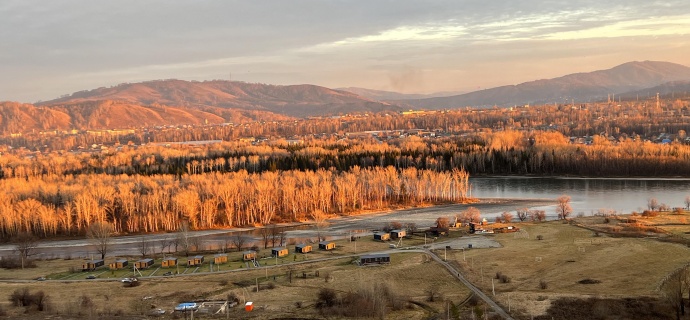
[390,229,406,239]
[319,241,336,251]
[242,251,257,261]
[426,227,449,236]
[213,254,228,264]
[82,259,104,271]
[162,257,178,268]
[135,258,154,269]
[295,244,312,253]
[272,247,289,258]
[109,259,128,270]
[245,302,253,312]
[373,232,390,241]
[360,253,391,265]
[187,255,205,266]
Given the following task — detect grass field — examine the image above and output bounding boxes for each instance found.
[0,252,475,319]
[445,220,690,317]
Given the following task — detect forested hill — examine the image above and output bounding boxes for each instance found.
[398,61,690,109]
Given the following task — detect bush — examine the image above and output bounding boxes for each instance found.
[536,235,544,240]
[0,257,36,269]
[539,280,548,289]
[315,288,337,308]
[9,288,49,311]
[578,278,601,284]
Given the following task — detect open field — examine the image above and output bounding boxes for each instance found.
[0,252,477,319]
[445,220,690,318]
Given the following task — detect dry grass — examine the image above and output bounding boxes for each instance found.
[0,252,473,319]
[446,220,690,317]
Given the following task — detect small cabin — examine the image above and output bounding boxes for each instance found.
[319,241,336,251]
[162,257,178,268]
[213,254,228,264]
[360,253,391,265]
[272,247,289,258]
[243,251,257,261]
[187,255,204,266]
[82,259,104,271]
[391,229,406,239]
[134,258,154,269]
[109,259,128,270]
[295,244,312,253]
[373,232,390,241]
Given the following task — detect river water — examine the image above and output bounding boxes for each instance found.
[470,176,690,218]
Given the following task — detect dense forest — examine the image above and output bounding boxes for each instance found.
[2,99,690,239]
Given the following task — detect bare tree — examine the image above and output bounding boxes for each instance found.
[436,217,450,229]
[231,234,247,252]
[501,211,513,223]
[459,207,481,224]
[138,236,150,258]
[648,197,660,211]
[260,227,271,249]
[556,195,572,220]
[176,222,192,257]
[14,232,39,269]
[87,222,113,259]
[516,208,529,221]
[685,195,690,210]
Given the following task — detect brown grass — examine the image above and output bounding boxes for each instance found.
[0,252,473,319]
[446,220,690,317]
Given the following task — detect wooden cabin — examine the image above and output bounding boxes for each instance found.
[272,247,289,258]
[162,257,178,268]
[295,244,312,253]
[391,229,406,239]
[373,232,390,241]
[213,254,228,264]
[134,258,154,269]
[242,251,257,261]
[81,259,104,271]
[187,255,204,266]
[319,241,336,251]
[109,259,128,270]
[360,253,391,265]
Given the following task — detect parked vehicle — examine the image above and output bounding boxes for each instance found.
[86,275,96,279]
[174,302,198,311]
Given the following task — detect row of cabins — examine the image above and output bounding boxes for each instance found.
[82,242,339,271]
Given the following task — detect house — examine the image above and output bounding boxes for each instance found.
[319,241,336,251]
[162,257,178,268]
[295,244,312,253]
[373,232,390,241]
[390,229,406,239]
[242,251,257,261]
[426,227,449,236]
[187,255,204,266]
[134,258,154,269]
[360,253,391,265]
[272,247,289,258]
[213,254,228,264]
[81,259,104,271]
[109,259,128,270]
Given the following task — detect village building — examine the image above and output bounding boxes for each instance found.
[213,254,228,264]
[134,258,154,269]
[242,251,257,261]
[109,259,128,270]
[81,259,104,271]
[360,253,391,265]
[187,255,205,266]
[373,232,390,241]
[319,241,336,251]
[272,247,289,258]
[295,244,312,253]
[162,257,178,268]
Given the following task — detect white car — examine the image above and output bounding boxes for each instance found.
[121,277,137,283]
[174,302,198,311]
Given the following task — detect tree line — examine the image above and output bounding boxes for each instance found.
[0,166,470,240]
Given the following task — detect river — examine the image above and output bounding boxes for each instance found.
[470,176,690,217]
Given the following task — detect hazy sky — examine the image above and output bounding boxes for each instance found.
[2,0,690,102]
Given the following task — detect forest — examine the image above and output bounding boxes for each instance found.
[1,98,690,239]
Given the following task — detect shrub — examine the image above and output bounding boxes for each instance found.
[539,280,548,289]
[536,235,544,240]
[315,288,337,308]
[578,278,601,284]
[500,274,511,283]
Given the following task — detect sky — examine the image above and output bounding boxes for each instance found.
[2,0,690,102]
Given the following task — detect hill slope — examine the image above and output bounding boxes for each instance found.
[400,61,690,109]
[43,80,400,117]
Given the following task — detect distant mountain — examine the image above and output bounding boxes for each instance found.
[400,61,690,109]
[617,80,690,100]
[42,80,401,118]
[337,87,464,101]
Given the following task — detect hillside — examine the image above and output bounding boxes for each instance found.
[337,87,463,101]
[400,61,690,109]
[42,80,401,117]
[617,80,690,100]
